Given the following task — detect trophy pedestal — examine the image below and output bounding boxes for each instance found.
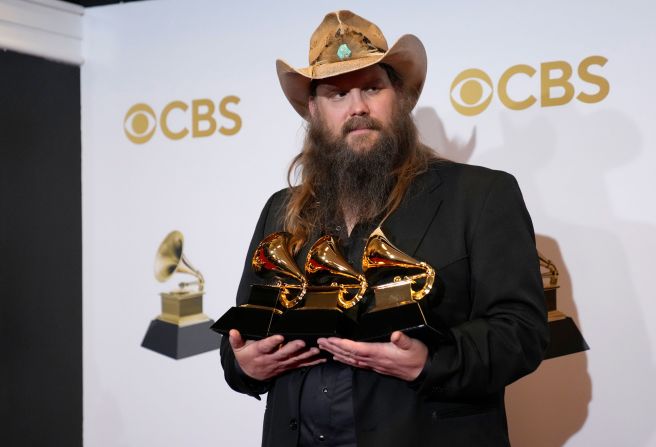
[141,319,219,359]
[356,281,446,345]
[211,285,284,340]
[211,306,282,340]
[544,316,589,359]
[543,287,589,359]
[271,289,358,345]
[357,302,446,345]
[141,291,220,359]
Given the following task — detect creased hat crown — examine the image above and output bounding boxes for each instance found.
[308,10,388,66]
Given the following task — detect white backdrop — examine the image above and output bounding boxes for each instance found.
[82,1,656,445]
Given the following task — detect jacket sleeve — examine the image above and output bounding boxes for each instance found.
[219,193,277,399]
[417,172,549,399]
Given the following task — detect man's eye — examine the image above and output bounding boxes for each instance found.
[330,91,347,99]
[365,86,380,93]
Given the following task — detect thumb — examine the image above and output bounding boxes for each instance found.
[390,331,413,350]
[229,329,245,350]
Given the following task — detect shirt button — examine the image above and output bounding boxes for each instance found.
[335,226,341,231]
[289,418,298,431]
[318,434,326,442]
[322,387,328,393]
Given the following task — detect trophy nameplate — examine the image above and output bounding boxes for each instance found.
[356,228,446,345]
[142,230,220,359]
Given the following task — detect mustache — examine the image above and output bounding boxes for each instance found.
[341,116,383,136]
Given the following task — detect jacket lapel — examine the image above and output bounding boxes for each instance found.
[381,166,444,256]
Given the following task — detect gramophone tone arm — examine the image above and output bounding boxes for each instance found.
[177,271,205,291]
[277,280,307,309]
[337,276,368,309]
[403,262,435,301]
[538,252,559,286]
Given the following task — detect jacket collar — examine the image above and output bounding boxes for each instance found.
[381,164,444,256]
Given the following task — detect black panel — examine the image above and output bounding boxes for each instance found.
[0,50,82,447]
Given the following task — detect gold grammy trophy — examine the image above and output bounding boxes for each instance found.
[270,235,367,343]
[211,232,307,339]
[540,252,589,359]
[357,227,446,344]
[141,230,220,359]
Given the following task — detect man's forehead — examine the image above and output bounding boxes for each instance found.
[315,65,390,90]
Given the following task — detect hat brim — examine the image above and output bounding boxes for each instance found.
[276,34,427,119]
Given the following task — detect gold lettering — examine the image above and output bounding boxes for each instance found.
[541,60,574,107]
[192,99,217,138]
[219,95,242,136]
[498,64,537,110]
[160,101,189,140]
[577,55,610,104]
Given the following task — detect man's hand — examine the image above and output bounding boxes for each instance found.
[229,329,326,381]
[317,331,428,381]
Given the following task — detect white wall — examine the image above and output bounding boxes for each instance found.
[81,1,656,445]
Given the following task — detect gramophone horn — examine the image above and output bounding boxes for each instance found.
[154,230,205,291]
[362,227,435,301]
[305,235,367,309]
[252,232,306,308]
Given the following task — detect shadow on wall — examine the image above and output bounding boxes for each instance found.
[414,107,476,162]
[506,234,591,447]
[471,106,656,446]
[413,106,608,446]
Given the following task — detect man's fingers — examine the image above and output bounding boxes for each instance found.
[255,334,286,354]
[271,339,307,360]
[318,338,358,357]
[332,353,375,370]
[296,357,328,368]
[279,346,320,366]
[320,343,351,359]
[390,331,413,350]
[229,329,245,350]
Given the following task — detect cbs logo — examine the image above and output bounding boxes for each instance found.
[123,96,241,144]
[450,55,609,116]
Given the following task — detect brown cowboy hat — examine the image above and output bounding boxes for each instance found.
[276,10,428,119]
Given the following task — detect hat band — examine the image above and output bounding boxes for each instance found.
[308,53,385,79]
[313,48,385,67]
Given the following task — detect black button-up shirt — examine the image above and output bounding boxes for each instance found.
[298,221,377,447]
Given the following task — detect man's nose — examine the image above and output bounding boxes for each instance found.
[348,89,369,116]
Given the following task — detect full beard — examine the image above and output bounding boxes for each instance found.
[302,108,415,231]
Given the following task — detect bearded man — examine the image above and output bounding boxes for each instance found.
[219,10,549,447]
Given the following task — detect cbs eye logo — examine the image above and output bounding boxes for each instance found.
[450,55,609,116]
[123,96,241,144]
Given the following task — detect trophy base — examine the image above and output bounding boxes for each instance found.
[544,316,589,359]
[141,318,220,359]
[356,301,446,346]
[271,308,358,346]
[210,305,282,340]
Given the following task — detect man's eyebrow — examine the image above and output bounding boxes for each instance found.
[316,83,340,93]
[317,77,383,91]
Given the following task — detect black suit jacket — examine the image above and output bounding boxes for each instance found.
[220,161,549,447]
